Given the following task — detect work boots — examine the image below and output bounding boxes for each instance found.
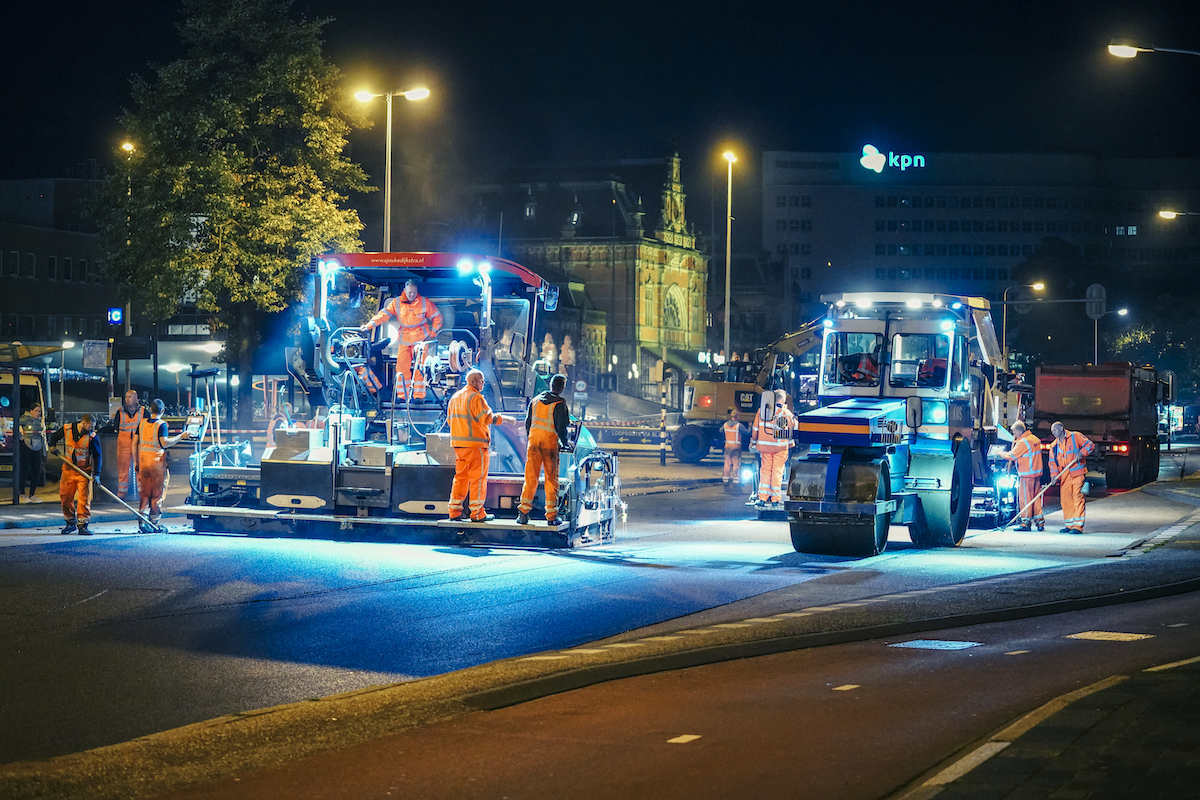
[61,522,77,535]
[516,511,530,525]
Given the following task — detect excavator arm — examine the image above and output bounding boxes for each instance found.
[752,314,826,389]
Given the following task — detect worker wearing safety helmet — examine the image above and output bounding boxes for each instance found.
[360,279,443,400]
[447,369,509,523]
[517,374,571,526]
[1000,421,1045,531]
[1049,421,1095,534]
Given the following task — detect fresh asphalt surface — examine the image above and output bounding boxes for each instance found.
[1,449,1199,798]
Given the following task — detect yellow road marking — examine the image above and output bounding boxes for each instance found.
[1066,631,1154,642]
[1145,655,1200,672]
[667,734,701,744]
[1005,650,1031,655]
[833,684,860,691]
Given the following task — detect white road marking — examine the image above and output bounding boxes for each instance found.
[890,640,982,651]
[924,742,1011,785]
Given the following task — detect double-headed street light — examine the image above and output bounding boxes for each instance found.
[1001,282,1045,363]
[354,87,431,252]
[1108,39,1200,59]
[722,151,736,361]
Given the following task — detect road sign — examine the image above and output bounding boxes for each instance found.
[597,373,616,392]
[574,380,587,393]
[1013,290,1033,315]
[1086,283,1106,320]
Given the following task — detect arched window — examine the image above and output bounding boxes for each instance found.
[663,285,685,330]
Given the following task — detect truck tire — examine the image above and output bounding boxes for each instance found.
[671,425,710,463]
[909,440,971,548]
[1105,455,1132,489]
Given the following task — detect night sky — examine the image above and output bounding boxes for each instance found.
[6,0,1199,246]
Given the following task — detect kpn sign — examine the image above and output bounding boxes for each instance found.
[860,144,926,173]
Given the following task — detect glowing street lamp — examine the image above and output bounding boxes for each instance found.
[1159,209,1200,219]
[1094,308,1129,364]
[722,151,736,360]
[355,87,431,252]
[1001,282,1045,362]
[1108,39,1200,59]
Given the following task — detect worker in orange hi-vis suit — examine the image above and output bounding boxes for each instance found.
[447,369,509,523]
[517,374,571,526]
[48,414,103,536]
[751,391,795,505]
[137,399,192,533]
[359,279,443,400]
[114,390,145,499]
[1001,420,1046,531]
[721,407,748,490]
[1049,420,1095,534]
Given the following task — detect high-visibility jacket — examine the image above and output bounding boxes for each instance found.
[1050,430,1094,477]
[752,411,792,452]
[64,425,96,471]
[138,417,169,468]
[849,354,879,382]
[1010,431,1044,477]
[353,363,383,394]
[449,385,501,448]
[117,406,145,441]
[722,420,744,449]
[368,294,443,344]
[528,396,563,444]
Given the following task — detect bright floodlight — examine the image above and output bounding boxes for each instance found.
[1118,308,1129,316]
[120,142,134,153]
[354,90,376,102]
[457,259,474,275]
[1032,282,1045,291]
[402,88,431,101]
[1160,210,1179,219]
[63,340,75,349]
[1108,43,1143,58]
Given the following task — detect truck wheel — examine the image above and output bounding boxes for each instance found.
[671,425,710,463]
[1105,456,1131,489]
[910,440,971,548]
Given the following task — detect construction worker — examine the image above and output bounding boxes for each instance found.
[447,369,509,523]
[114,390,145,500]
[137,399,190,532]
[360,279,443,400]
[517,374,570,525]
[751,391,794,505]
[1049,420,1095,534]
[47,414,102,536]
[1001,421,1045,531]
[721,407,748,489]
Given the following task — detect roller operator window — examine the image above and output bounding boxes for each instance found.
[822,331,883,387]
[889,333,952,389]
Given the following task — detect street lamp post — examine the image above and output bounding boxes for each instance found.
[1094,308,1129,364]
[722,151,736,361]
[354,87,430,252]
[1001,282,1045,363]
[59,340,74,417]
[1108,39,1200,59]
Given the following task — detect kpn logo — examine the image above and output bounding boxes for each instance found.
[860,144,926,173]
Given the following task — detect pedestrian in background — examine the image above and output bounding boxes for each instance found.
[48,414,102,535]
[1050,421,1095,534]
[18,402,45,503]
[1001,421,1045,531]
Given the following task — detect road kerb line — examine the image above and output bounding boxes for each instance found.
[1145,654,1200,672]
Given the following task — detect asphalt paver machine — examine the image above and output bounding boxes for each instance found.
[178,252,623,548]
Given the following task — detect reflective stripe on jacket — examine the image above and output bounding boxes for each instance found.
[369,295,444,344]
[1012,431,1044,477]
[449,386,499,447]
[528,396,562,444]
[65,425,95,470]
[1051,430,1094,476]
[138,417,168,467]
[723,420,743,449]
[752,412,792,452]
[118,407,145,438]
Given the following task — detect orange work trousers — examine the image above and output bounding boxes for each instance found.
[1059,471,1086,531]
[59,468,94,525]
[116,433,138,499]
[1017,475,1044,525]
[723,446,741,483]
[519,435,560,522]
[138,461,169,522]
[449,446,491,520]
[758,448,789,503]
[394,343,428,400]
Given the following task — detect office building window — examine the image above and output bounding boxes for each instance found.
[800,244,812,255]
[788,219,799,231]
[973,221,984,233]
[876,220,886,232]
[887,196,897,208]
[79,260,89,282]
[1022,221,1033,233]
[1116,226,1126,235]
[776,195,787,207]
[875,196,886,207]
[985,245,996,256]
[949,220,959,233]
[788,243,800,255]
[948,267,959,280]
[800,196,811,207]
[62,258,73,281]
[800,219,812,232]
[776,219,787,231]
[888,220,898,232]
[776,243,786,254]
[888,269,897,280]
[788,195,800,207]
[876,245,886,256]
[924,220,935,232]
[936,244,947,256]
[1128,226,1138,236]
[47,255,57,280]
[887,244,897,256]
[998,268,1009,280]
[937,197,947,208]
[800,267,812,279]
[997,244,1008,256]
[876,268,886,279]
[937,220,947,232]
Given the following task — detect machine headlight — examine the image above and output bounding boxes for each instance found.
[740,467,754,482]
[996,474,1018,489]
[925,401,948,424]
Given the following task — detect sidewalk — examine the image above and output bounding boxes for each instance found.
[0,480,183,531]
[905,658,1200,800]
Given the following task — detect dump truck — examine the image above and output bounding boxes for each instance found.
[1030,363,1169,489]
[784,292,1017,557]
[176,252,624,548]
[672,317,823,462]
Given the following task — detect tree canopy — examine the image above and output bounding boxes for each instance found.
[94,0,370,422]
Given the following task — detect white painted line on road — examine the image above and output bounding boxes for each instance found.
[924,742,1011,785]
[1167,623,1189,628]
[1066,631,1154,642]
[833,684,859,691]
[773,612,813,618]
[1145,655,1200,672]
[667,734,701,744]
[1005,650,1031,655]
